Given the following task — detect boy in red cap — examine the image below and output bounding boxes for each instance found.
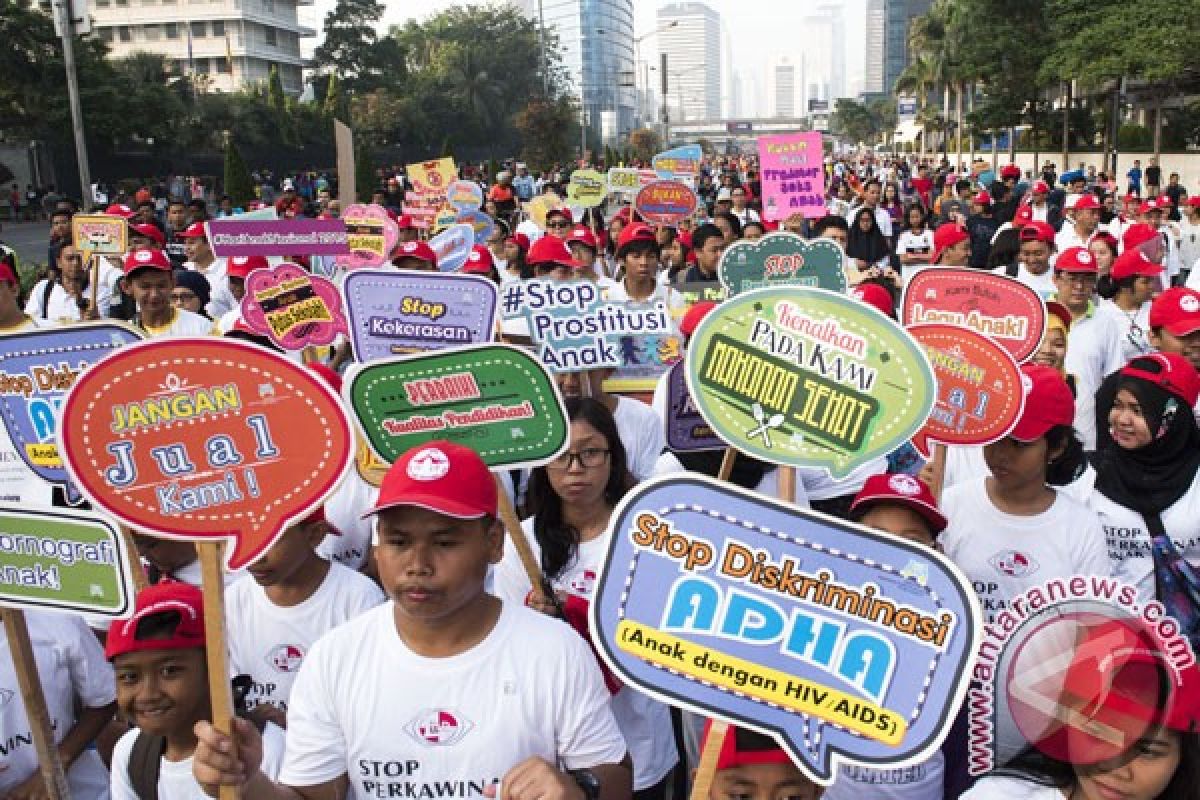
[1149,286,1200,371]
[1055,193,1102,252]
[930,223,971,267]
[392,240,439,271]
[192,440,631,800]
[700,723,823,800]
[109,582,287,798]
[606,223,684,310]
[121,249,218,337]
[998,221,1057,297]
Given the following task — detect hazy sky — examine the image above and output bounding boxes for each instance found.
[301,0,868,117]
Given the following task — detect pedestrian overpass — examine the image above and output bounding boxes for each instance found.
[667,118,824,150]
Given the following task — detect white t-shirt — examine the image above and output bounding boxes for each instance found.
[0,612,114,798]
[960,775,1065,800]
[1061,308,1126,450]
[140,308,216,338]
[602,280,687,311]
[1054,224,1092,253]
[824,752,945,800]
[989,264,1055,299]
[187,259,236,319]
[318,472,380,571]
[493,519,678,790]
[1083,468,1200,603]
[278,602,627,797]
[225,563,385,713]
[941,478,1112,626]
[1095,300,1152,363]
[25,279,113,324]
[896,229,934,266]
[613,395,667,482]
[849,204,894,238]
[110,721,287,799]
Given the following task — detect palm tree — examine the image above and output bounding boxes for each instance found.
[445,44,504,146]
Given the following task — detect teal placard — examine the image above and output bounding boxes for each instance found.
[0,507,135,618]
[685,287,934,478]
[345,343,569,469]
[718,232,848,295]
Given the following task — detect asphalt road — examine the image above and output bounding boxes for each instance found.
[0,220,51,270]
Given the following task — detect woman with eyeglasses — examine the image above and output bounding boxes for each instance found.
[493,397,679,800]
[171,270,212,319]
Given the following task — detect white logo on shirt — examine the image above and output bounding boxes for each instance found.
[568,569,598,596]
[989,550,1039,577]
[267,644,304,673]
[1182,295,1200,313]
[407,448,450,481]
[405,709,474,746]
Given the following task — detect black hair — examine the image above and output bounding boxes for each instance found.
[742,221,766,237]
[167,198,186,209]
[862,178,882,191]
[1097,273,1138,301]
[986,227,1023,271]
[733,727,783,753]
[134,610,187,642]
[812,215,849,237]
[525,397,630,581]
[955,179,972,192]
[1044,424,1087,486]
[903,203,929,230]
[691,223,724,253]
[714,211,743,239]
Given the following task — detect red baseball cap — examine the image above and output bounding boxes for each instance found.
[1072,194,1102,211]
[123,247,172,275]
[363,440,498,519]
[1110,248,1164,281]
[850,473,947,535]
[1138,197,1164,215]
[1000,164,1021,180]
[545,207,573,225]
[1150,287,1200,337]
[931,222,969,265]
[850,282,895,317]
[1031,180,1050,194]
[178,222,208,239]
[1186,196,1200,209]
[226,255,269,278]
[701,721,793,771]
[0,260,17,288]
[105,582,205,660]
[1010,364,1075,441]
[506,232,530,252]
[613,206,635,224]
[129,222,165,246]
[527,235,583,268]
[104,203,135,219]
[974,190,993,206]
[616,223,658,257]
[394,240,438,269]
[395,214,416,230]
[1013,205,1035,226]
[1120,352,1200,406]
[1122,223,1160,253]
[463,244,495,274]
[1019,221,1056,245]
[566,226,598,250]
[1054,246,1098,274]
[679,301,717,339]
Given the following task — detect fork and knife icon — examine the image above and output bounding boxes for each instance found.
[747,402,786,447]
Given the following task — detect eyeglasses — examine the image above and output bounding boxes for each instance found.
[1057,273,1097,285]
[546,220,570,229]
[535,263,569,275]
[546,448,610,471]
[170,291,197,303]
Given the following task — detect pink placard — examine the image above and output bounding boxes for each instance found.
[758,132,826,222]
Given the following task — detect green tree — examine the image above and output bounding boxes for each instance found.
[322,72,344,119]
[223,139,255,206]
[832,99,878,144]
[267,64,286,112]
[513,97,580,168]
[314,0,403,93]
[627,128,661,161]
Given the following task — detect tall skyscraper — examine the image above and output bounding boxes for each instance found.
[518,0,636,144]
[657,2,722,122]
[88,0,313,93]
[863,0,886,95]
[769,55,800,118]
[885,0,932,94]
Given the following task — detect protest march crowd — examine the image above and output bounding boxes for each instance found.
[2,142,1200,800]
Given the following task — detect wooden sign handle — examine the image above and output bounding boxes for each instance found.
[927,444,947,504]
[689,720,729,800]
[778,465,797,504]
[197,542,239,800]
[119,525,149,593]
[87,250,99,314]
[716,448,738,482]
[1,609,71,800]
[493,474,548,605]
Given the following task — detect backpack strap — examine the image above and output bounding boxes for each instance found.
[128,730,166,800]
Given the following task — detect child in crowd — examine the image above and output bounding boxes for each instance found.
[703,723,823,800]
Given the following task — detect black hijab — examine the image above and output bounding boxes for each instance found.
[1093,375,1200,515]
[846,208,891,266]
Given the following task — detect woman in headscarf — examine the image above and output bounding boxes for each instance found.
[1088,352,1200,654]
[846,206,899,294]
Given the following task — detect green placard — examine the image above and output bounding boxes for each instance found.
[345,343,569,469]
[0,507,136,618]
[718,232,848,296]
[685,287,934,478]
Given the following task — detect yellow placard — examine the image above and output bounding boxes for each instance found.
[71,214,129,256]
[406,157,458,197]
[615,620,907,745]
[25,443,62,468]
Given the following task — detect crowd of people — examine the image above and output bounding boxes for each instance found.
[0,148,1199,800]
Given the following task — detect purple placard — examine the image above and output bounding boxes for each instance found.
[591,475,981,786]
[665,361,724,452]
[342,269,498,362]
[206,218,350,257]
[0,323,145,503]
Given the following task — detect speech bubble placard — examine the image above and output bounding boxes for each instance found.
[71,214,128,255]
[0,324,145,504]
[345,343,568,469]
[718,233,848,295]
[0,506,137,618]
[343,269,498,361]
[906,324,1026,459]
[59,338,354,571]
[653,144,703,179]
[635,181,698,227]
[456,209,496,246]
[239,263,350,351]
[590,475,980,785]
[430,223,476,273]
[665,361,724,452]
[567,169,608,208]
[446,180,484,212]
[336,203,399,269]
[686,287,935,478]
[902,269,1046,364]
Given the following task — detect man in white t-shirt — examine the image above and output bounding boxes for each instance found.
[993,221,1056,297]
[122,248,216,337]
[729,187,760,227]
[1054,193,1102,252]
[193,440,631,800]
[178,221,238,319]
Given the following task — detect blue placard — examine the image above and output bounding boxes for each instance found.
[0,323,145,503]
[590,475,981,785]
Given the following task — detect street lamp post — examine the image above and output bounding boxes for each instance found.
[633,20,677,129]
